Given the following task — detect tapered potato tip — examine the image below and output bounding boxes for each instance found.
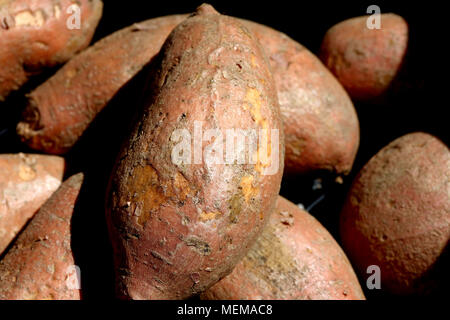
[65,172,84,189]
[0,172,85,300]
[195,3,219,16]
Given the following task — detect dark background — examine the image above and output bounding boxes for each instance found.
[0,0,443,300]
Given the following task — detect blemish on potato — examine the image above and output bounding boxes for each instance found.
[181,215,190,225]
[228,193,242,223]
[279,211,294,226]
[53,5,61,19]
[251,55,258,68]
[151,251,173,266]
[65,68,77,80]
[127,165,165,227]
[190,272,200,284]
[18,164,36,181]
[199,211,222,222]
[240,175,258,203]
[184,237,211,256]
[244,88,272,173]
[14,10,45,27]
[173,172,192,201]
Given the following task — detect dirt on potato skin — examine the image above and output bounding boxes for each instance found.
[340,132,450,295]
[202,196,365,300]
[105,4,284,300]
[0,173,84,300]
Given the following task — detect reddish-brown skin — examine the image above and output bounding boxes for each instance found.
[340,132,450,295]
[202,196,365,300]
[245,20,359,175]
[0,0,103,101]
[17,14,358,177]
[17,14,187,154]
[320,13,408,102]
[0,173,84,300]
[0,153,64,255]
[106,4,284,300]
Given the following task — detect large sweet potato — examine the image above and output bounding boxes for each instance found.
[105,4,284,300]
[0,153,64,255]
[17,12,358,176]
[340,132,449,295]
[319,13,408,102]
[0,173,84,300]
[0,0,103,102]
[202,196,365,300]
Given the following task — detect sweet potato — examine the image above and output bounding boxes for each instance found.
[0,173,84,300]
[17,13,359,177]
[202,196,365,300]
[17,14,187,154]
[340,132,450,295]
[319,13,408,102]
[105,4,284,300]
[245,20,359,175]
[0,0,103,101]
[0,153,64,255]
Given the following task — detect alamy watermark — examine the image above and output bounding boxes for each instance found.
[366,265,381,289]
[366,5,381,29]
[66,4,81,30]
[170,121,280,176]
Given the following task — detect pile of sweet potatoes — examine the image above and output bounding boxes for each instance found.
[0,2,445,301]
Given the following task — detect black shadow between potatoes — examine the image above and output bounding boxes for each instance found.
[0,66,62,154]
[68,56,160,299]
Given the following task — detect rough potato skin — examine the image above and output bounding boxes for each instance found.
[202,196,365,300]
[0,0,103,101]
[244,20,359,175]
[106,4,284,300]
[0,173,84,300]
[319,13,408,101]
[340,132,450,295]
[0,153,64,255]
[17,14,187,154]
